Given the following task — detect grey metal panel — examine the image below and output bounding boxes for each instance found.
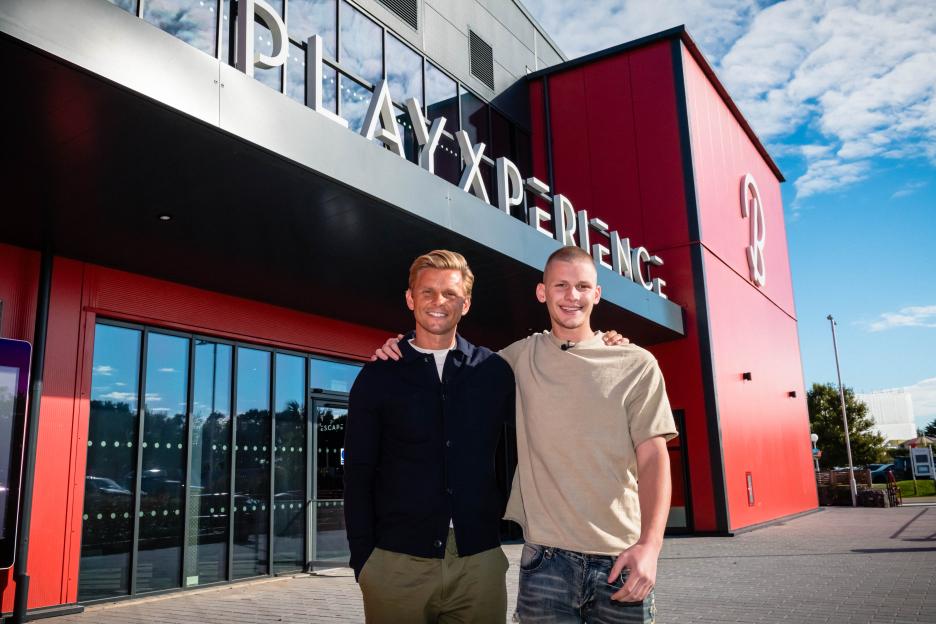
[422,5,470,82]
[0,0,220,127]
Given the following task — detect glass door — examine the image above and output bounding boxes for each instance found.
[308,396,349,566]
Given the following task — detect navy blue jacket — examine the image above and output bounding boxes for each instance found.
[343,334,515,580]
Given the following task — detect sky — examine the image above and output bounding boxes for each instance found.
[523,0,936,431]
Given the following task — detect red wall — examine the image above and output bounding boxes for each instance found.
[530,34,817,533]
[531,40,721,531]
[0,250,388,610]
[680,45,816,528]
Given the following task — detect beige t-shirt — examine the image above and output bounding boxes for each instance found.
[500,331,677,556]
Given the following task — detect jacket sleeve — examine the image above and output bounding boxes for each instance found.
[343,365,381,581]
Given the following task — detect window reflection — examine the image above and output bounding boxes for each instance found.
[79,325,141,601]
[309,359,361,394]
[273,354,306,573]
[143,0,218,57]
[137,333,189,593]
[460,90,490,146]
[233,347,271,579]
[108,0,138,13]
[186,341,232,586]
[435,133,461,186]
[254,1,285,92]
[426,62,457,126]
[339,75,372,133]
[314,403,348,563]
[339,1,382,85]
[286,42,338,112]
[288,0,336,59]
[386,34,421,104]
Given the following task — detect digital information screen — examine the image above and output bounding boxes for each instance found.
[0,339,31,570]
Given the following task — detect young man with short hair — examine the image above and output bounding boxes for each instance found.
[501,245,675,623]
[344,250,515,623]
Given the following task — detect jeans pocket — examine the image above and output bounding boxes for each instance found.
[519,543,546,573]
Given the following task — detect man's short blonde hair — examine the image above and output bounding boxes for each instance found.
[408,250,475,298]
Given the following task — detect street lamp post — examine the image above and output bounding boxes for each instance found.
[827,314,857,507]
[810,433,820,472]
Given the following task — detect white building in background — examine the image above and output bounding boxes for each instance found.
[857,389,917,443]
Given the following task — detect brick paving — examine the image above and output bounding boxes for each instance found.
[53,506,936,623]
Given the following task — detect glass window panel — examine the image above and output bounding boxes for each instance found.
[143,0,218,57]
[288,0,336,59]
[313,402,348,563]
[273,354,306,573]
[185,341,232,587]
[254,1,285,92]
[309,359,361,394]
[385,34,421,105]
[395,106,418,163]
[514,127,532,177]
[339,74,372,133]
[220,0,234,64]
[233,347,271,579]
[460,90,490,146]
[108,0,138,13]
[435,132,461,186]
[286,43,337,112]
[79,324,142,601]
[136,333,189,593]
[490,109,512,161]
[425,62,457,127]
[338,1,382,85]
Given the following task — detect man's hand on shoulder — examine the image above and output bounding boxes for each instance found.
[602,330,630,346]
[371,334,404,361]
[608,540,660,603]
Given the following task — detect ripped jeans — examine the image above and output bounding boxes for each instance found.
[515,543,656,624]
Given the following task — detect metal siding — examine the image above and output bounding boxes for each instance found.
[0,244,39,342]
[702,251,817,529]
[681,46,796,318]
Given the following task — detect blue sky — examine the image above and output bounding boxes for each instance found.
[524,0,936,430]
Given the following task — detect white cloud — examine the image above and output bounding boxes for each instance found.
[524,0,936,201]
[865,305,936,332]
[99,391,135,401]
[93,365,114,376]
[158,367,178,373]
[891,180,928,199]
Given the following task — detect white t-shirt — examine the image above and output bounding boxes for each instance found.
[408,340,453,381]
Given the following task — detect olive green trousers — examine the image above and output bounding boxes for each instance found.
[359,529,509,623]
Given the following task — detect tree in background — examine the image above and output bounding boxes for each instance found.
[924,418,936,438]
[807,383,887,468]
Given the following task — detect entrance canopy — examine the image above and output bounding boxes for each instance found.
[1,0,683,347]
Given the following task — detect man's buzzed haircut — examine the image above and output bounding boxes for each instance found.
[408,249,475,298]
[544,245,595,278]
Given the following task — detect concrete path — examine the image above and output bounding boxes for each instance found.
[53,506,936,623]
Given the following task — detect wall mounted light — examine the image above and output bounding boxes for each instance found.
[788,390,797,398]
[158,214,172,221]
[742,372,752,381]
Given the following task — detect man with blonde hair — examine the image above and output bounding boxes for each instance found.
[344,250,515,623]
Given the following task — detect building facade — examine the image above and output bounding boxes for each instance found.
[1,0,815,616]
[857,390,917,444]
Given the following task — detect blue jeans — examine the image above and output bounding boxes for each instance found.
[515,543,656,623]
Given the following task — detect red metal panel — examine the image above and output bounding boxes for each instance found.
[702,251,816,529]
[549,69,595,213]
[0,243,39,341]
[681,46,796,317]
[82,264,388,361]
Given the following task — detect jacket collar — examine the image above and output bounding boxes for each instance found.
[400,331,475,365]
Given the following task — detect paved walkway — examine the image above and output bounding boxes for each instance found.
[54,506,936,623]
